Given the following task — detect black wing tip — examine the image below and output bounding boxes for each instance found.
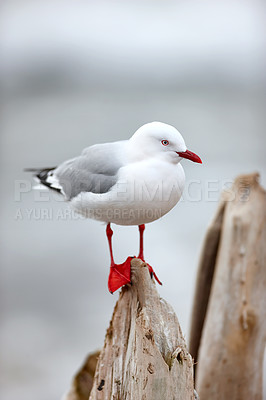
[24,167,57,173]
[24,168,40,172]
[25,167,62,194]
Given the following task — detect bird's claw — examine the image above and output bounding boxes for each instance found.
[137,257,162,286]
[145,262,162,285]
[108,256,162,294]
[108,256,132,293]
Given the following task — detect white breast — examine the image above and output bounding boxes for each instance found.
[70,158,185,226]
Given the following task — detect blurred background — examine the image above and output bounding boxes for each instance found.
[0,0,265,399]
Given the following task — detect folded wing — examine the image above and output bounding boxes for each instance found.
[33,141,126,200]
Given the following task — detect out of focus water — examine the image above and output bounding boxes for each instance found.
[0,1,265,399]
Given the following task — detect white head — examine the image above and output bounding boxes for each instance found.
[129,121,202,164]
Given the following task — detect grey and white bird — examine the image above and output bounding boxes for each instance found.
[28,121,202,293]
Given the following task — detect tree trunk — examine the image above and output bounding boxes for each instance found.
[65,258,195,400]
[192,173,266,400]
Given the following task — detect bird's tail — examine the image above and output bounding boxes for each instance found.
[24,167,62,193]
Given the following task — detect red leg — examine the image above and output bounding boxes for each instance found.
[138,224,145,260]
[106,223,115,266]
[106,223,132,294]
[137,224,162,286]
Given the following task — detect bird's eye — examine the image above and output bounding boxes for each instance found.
[161,140,169,146]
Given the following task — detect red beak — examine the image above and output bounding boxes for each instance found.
[177,149,202,164]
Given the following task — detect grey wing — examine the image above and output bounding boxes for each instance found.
[50,141,126,200]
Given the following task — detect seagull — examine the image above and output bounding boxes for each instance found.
[28,122,202,293]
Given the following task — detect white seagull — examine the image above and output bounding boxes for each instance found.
[28,122,202,293]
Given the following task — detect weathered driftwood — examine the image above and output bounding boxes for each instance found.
[191,173,266,400]
[189,195,226,377]
[65,258,195,400]
[63,351,100,400]
[90,258,194,400]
